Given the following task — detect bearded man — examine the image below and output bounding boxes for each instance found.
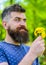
[0,4,45,65]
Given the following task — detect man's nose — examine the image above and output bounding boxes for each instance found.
[20,21,25,26]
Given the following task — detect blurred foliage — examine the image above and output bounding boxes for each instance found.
[0,0,46,65]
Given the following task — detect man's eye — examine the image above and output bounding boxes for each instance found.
[23,19,26,22]
[14,18,20,21]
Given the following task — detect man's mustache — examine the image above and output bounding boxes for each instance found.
[16,25,28,32]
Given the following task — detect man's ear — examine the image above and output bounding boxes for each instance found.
[2,21,8,30]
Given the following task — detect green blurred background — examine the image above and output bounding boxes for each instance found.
[0,0,46,65]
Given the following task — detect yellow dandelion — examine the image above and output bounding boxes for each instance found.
[34,27,46,38]
[41,31,46,38]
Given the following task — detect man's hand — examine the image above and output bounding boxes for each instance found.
[19,36,45,65]
[30,36,45,58]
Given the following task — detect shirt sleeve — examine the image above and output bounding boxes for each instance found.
[36,58,40,65]
[0,45,7,63]
[32,58,40,65]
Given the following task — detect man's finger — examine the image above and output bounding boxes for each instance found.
[34,36,42,43]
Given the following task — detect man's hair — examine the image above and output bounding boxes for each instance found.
[2,4,25,20]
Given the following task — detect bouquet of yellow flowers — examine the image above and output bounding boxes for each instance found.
[34,27,46,38]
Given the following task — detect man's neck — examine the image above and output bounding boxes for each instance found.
[5,33,20,45]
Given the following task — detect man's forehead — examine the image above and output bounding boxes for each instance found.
[11,12,26,19]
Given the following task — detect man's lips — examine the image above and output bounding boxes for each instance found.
[20,29,26,32]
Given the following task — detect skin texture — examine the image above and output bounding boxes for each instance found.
[0,12,45,65]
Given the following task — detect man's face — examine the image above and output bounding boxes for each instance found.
[5,12,29,44]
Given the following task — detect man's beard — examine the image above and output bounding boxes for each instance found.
[7,25,29,44]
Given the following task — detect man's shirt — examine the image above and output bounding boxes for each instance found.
[0,41,40,65]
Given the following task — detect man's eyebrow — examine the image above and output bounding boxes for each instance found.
[24,18,27,20]
[14,17,21,19]
[14,17,26,19]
